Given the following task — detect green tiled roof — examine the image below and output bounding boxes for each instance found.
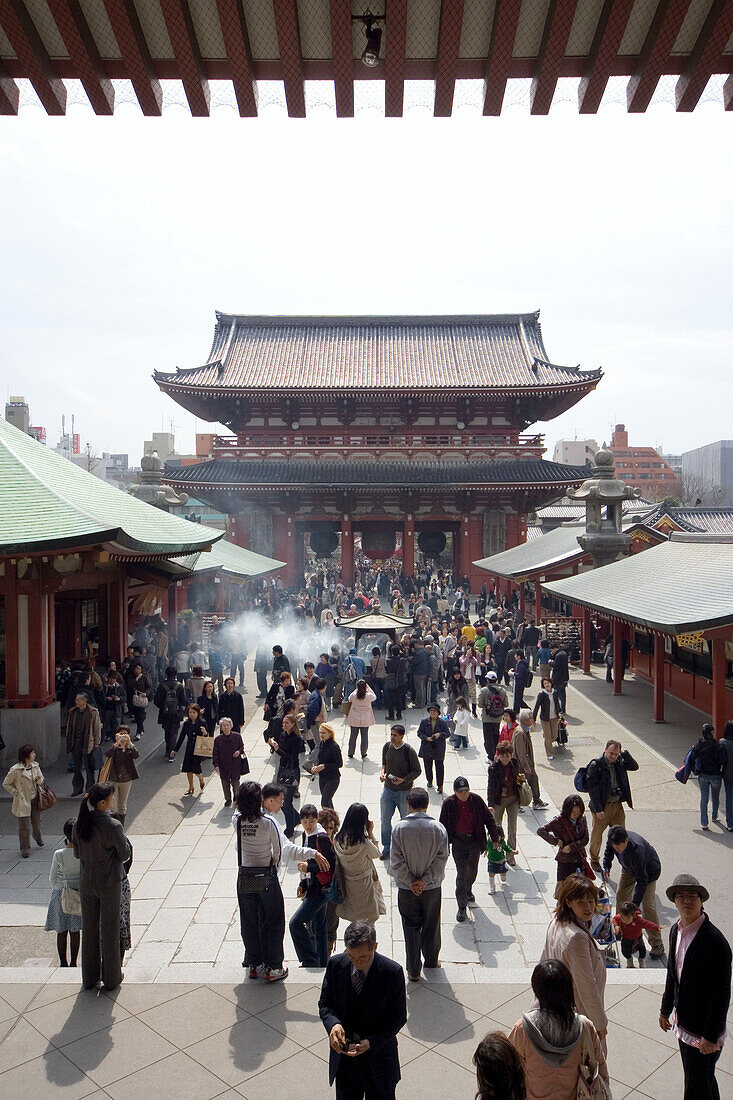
[188,538,285,579]
[0,417,224,557]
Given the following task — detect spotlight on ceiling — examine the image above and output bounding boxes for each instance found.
[353,10,385,69]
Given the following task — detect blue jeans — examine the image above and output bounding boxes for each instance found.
[725,778,733,830]
[380,787,408,854]
[372,677,386,708]
[698,774,722,827]
[289,893,328,966]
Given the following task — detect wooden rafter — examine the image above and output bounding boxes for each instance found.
[329,0,353,117]
[102,0,162,115]
[627,0,690,113]
[0,56,19,113]
[483,0,522,116]
[0,0,66,114]
[385,0,407,117]
[214,0,257,115]
[578,0,634,115]
[272,0,305,117]
[159,0,210,116]
[434,0,465,117]
[45,0,114,115]
[530,0,578,115]
[675,0,733,112]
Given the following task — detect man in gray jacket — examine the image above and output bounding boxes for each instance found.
[389,787,449,982]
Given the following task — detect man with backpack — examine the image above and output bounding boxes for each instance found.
[581,739,639,871]
[154,666,188,760]
[342,648,365,701]
[477,672,508,762]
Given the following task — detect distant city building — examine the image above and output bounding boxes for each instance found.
[552,438,598,466]
[5,396,30,435]
[144,431,176,462]
[661,452,683,478]
[609,424,682,501]
[681,440,733,505]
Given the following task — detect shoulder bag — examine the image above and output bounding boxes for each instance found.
[36,781,58,812]
[132,690,149,709]
[340,698,352,716]
[516,776,532,807]
[61,885,82,916]
[98,755,113,784]
[237,816,280,894]
[576,1019,611,1099]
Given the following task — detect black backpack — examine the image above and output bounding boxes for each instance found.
[488,691,505,719]
[162,682,180,717]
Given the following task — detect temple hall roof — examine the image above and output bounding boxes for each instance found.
[165,457,590,490]
[155,313,602,394]
[0,416,223,558]
[638,504,733,535]
[543,534,733,634]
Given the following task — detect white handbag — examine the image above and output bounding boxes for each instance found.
[61,885,82,916]
[576,1020,611,1100]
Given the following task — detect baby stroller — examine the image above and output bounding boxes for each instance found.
[591,882,620,968]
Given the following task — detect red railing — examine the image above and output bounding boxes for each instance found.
[211,431,545,460]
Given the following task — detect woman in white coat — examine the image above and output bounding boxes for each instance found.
[540,873,608,1047]
[3,743,44,856]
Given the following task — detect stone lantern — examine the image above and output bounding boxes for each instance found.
[569,447,640,568]
[127,451,188,511]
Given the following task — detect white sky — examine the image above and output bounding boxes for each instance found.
[0,81,731,466]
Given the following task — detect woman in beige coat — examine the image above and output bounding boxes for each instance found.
[334,802,386,924]
[3,743,44,856]
[540,873,608,1043]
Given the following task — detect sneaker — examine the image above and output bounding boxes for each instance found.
[379,850,389,860]
[702,824,710,830]
[489,880,496,894]
[436,788,443,795]
[712,815,719,822]
[426,782,433,788]
[133,733,142,741]
[532,800,549,809]
[247,965,260,979]
[224,800,232,807]
[547,755,554,761]
[456,907,467,922]
[517,806,525,814]
[264,967,288,983]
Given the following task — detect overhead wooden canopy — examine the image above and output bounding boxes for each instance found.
[1,0,731,117]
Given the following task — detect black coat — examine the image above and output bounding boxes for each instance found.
[487,757,520,807]
[416,716,450,761]
[174,719,209,774]
[154,678,187,726]
[218,689,245,732]
[661,914,731,1043]
[319,951,407,1089]
[532,688,561,722]
[439,792,499,849]
[586,750,639,814]
[550,648,569,686]
[197,693,218,735]
[690,738,725,777]
[601,830,660,906]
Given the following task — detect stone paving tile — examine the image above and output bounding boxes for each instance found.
[0,1047,99,1099]
[59,1016,178,1088]
[102,982,200,1014]
[161,883,207,909]
[397,1045,477,1097]
[186,1016,301,1086]
[24,988,130,1046]
[256,985,327,1050]
[105,1050,229,1100]
[142,906,198,943]
[138,986,248,1044]
[401,984,482,1048]
[174,923,228,963]
[605,1021,678,1091]
[233,1048,333,1100]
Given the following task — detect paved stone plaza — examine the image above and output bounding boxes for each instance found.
[1,669,731,1097]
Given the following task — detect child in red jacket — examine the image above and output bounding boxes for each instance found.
[612,901,661,968]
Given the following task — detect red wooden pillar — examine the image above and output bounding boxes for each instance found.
[581,606,591,675]
[167,582,177,632]
[273,514,294,587]
[711,637,727,736]
[216,577,226,614]
[108,576,127,661]
[613,624,624,695]
[535,580,542,625]
[653,634,665,722]
[4,563,19,700]
[402,516,414,578]
[26,588,53,702]
[341,515,354,586]
[47,589,56,688]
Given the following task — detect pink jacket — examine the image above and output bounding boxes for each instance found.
[540,917,607,1034]
[347,687,376,728]
[508,1015,609,1100]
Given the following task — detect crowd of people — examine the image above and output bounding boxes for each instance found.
[4,566,731,1100]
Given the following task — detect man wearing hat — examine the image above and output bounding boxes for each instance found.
[477,672,508,762]
[416,704,451,795]
[439,778,500,922]
[660,874,731,1099]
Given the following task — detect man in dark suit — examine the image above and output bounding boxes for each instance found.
[319,920,407,1099]
[660,874,731,1100]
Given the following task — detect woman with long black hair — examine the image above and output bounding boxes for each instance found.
[197,680,219,735]
[508,960,608,1099]
[73,782,131,991]
[233,780,326,983]
[171,702,209,797]
[333,802,385,925]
